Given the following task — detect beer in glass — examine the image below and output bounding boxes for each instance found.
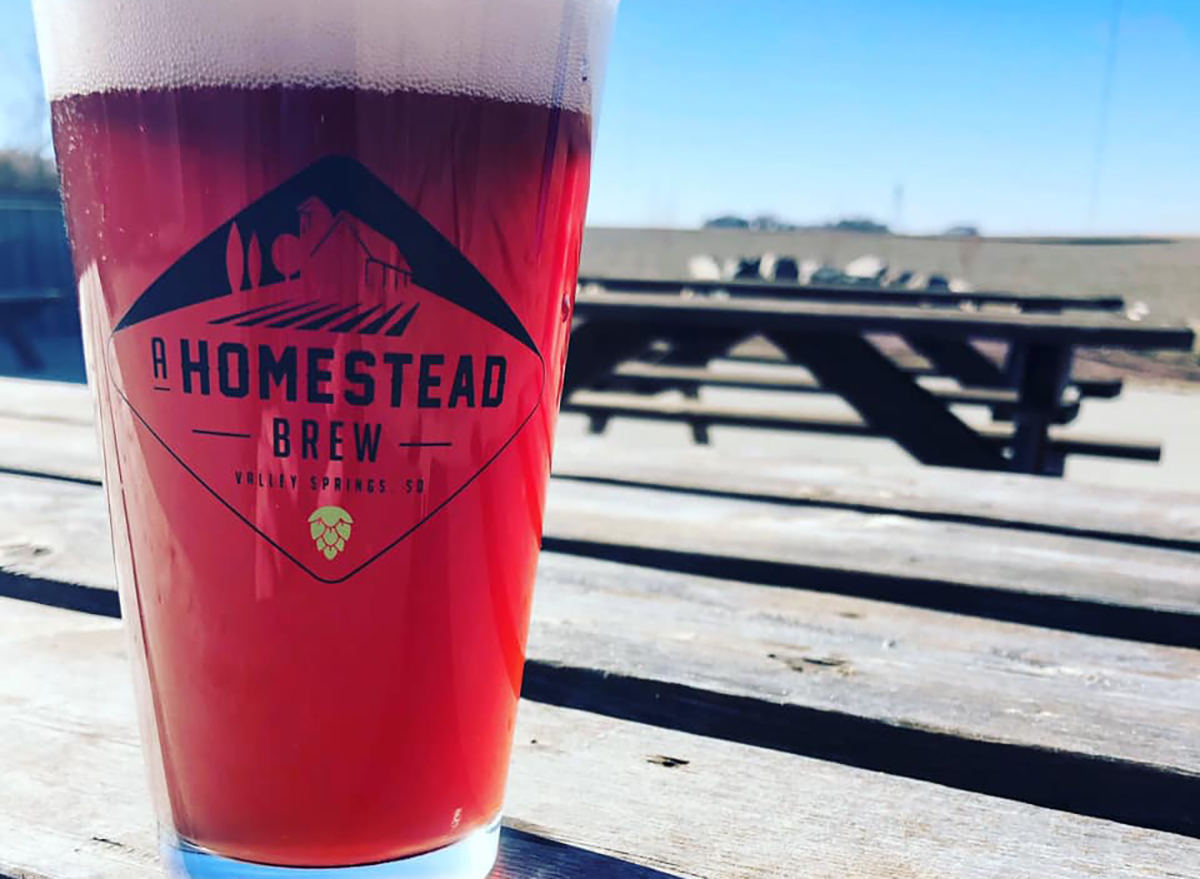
[32,0,619,874]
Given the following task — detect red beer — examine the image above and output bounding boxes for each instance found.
[37,0,615,871]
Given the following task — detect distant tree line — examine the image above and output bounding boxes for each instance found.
[703,214,891,234]
[0,150,58,197]
[703,215,984,237]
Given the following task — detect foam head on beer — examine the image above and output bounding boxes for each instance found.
[34,0,617,112]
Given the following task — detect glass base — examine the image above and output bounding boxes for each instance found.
[161,817,501,878]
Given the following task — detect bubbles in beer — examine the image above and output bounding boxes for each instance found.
[32,0,617,111]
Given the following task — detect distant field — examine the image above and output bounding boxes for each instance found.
[580,227,1200,325]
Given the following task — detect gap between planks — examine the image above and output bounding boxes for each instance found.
[4,376,1198,549]
[552,444,1200,554]
[2,598,1198,879]
[0,474,1198,837]
[0,410,1197,648]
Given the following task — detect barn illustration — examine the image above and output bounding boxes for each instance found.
[211,196,420,336]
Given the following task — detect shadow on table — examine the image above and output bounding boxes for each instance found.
[493,826,678,877]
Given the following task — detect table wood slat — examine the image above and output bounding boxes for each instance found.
[2,472,1198,832]
[0,405,1195,634]
[576,275,1129,312]
[572,291,1195,349]
[4,598,1198,879]
[552,443,1200,551]
[542,481,1200,648]
[0,414,102,485]
[0,376,95,426]
[3,377,1196,547]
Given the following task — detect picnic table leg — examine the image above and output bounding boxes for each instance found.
[656,329,746,444]
[1009,343,1073,476]
[649,328,751,401]
[587,413,611,436]
[654,329,750,368]
[562,320,661,397]
[769,331,1009,472]
[904,336,1008,388]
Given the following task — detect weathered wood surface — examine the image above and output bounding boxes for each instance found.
[0,413,102,483]
[542,478,1200,630]
[4,374,1192,550]
[0,376,94,426]
[552,442,1200,550]
[5,411,1195,628]
[573,291,1195,349]
[2,471,1199,818]
[3,379,1200,873]
[0,384,1195,633]
[5,597,1199,879]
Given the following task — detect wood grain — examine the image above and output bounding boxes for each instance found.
[0,402,1196,636]
[0,376,95,426]
[3,598,1197,879]
[1,472,1197,787]
[552,442,1200,550]
[4,376,1195,545]
[541,479,1200,648]
[539,478,1200,613]
[0,413,101,483]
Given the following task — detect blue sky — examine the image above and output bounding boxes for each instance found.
[4,1,1198,234]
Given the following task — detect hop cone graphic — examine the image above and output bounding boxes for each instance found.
[308,506,353,561]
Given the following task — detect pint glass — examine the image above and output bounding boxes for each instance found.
[32,1,618,874]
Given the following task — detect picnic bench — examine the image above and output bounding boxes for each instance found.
[565,278,1195,476]
[1,375,1198,877]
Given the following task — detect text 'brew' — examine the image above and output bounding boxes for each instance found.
[36,0,617,869]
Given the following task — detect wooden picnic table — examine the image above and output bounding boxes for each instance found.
[576,274,1131,313]
[566,289,1195,476]
[1,376,1198,877]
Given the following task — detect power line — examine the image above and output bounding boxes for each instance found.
[1087,0,1123,230]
